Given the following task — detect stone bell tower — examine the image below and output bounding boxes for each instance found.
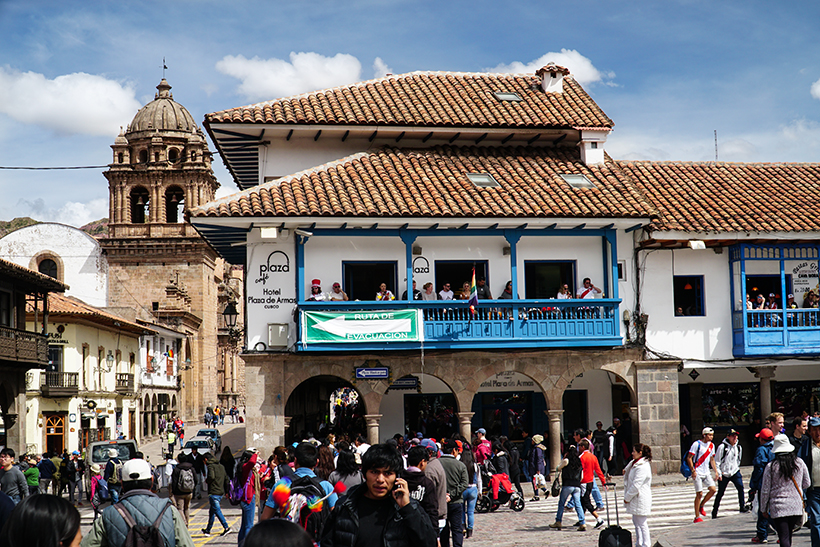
[101,79,223,427]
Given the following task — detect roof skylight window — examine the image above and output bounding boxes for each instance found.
[560,174,595,188]
[493,91,522,102]
[467,173,501,188]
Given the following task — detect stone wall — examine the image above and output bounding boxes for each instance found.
[634,360,683,475]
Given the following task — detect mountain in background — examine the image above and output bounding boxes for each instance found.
[0,217,109,238]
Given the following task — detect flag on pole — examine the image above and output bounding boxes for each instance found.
[468,267,478,316]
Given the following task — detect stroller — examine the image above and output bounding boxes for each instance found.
[476,461,525,513]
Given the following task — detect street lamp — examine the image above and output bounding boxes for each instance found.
[223,302,238,328]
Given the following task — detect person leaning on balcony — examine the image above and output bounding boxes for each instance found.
[803,290,819,308]
[459,281,471,300]
[475,277,492,299]
[376,283,395,301]
[577,278,602,299]
[556,284,572,299]
[755,294,766,309]
[497,281,516,299]
[329,282,349,301]
[307,279,327,301]
[421,282,440,301]
[401,280,422,300]
[766,293,779,309]
[439,282,454,300]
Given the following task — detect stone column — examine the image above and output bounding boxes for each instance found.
[547,410,564,474]
[754,366,777,419]
[634,361,681,475]
[457,411,475,441]
[365,414,382,446]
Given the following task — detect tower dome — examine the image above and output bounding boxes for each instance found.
[126,79,199,139]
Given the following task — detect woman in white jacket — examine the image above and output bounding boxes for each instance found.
[623,443,653,547]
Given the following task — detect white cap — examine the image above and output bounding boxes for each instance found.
[702,427,714,436]
[108,448,119,458]
[121,459,152,482]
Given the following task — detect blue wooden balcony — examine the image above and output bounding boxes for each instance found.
[297,299,622,351]
[732,309,820,357]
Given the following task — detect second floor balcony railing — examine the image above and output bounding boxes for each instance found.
[297,298,622,351]
[116,373,135,394]
[0,326,48,367]
[733,308,820,357]
[40,371,79,397]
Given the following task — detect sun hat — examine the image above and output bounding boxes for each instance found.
[90,464,101,474]
[772,434,795,454]
[756,428,774,440]
[808,417,820,428]
[108,448,118,458]
[702,427,714,435]
[121,459,152,482]
[532,434,544,444]
[311,279,321,288]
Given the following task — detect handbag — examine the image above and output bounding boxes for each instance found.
[533,472,547,490]
[550,476,561,497]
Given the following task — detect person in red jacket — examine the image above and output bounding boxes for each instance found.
[578,439,609,529]
[237,449,259,545]
[473,429,492,465]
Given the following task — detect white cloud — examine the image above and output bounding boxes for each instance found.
[489,50,615,87]
[13,197,108,227]
[216,52,362,101]
[810,77,820,100]
[373,57,392,78]
[0,67,140,137]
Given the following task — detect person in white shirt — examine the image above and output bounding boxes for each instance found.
[439,282,454,301]
[556,284,572,299]
[375,283,395,301]
[623,444,653,547]
[328,282,349,301]
[687,427,721,523]
[576,278,602,299]
[711,429,747,518]
[354,435,371,456]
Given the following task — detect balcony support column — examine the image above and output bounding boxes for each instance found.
[547,409,564,476]
[365,414,382,446]
[457,411,475,441]
[754,366,777,419]
[400,231,417,301]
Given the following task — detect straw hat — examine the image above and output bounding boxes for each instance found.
[772,434,795,454]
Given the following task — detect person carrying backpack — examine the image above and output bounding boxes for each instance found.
[201,452,232,537]
[104,449,124,504]
[260,442,338,543]
[169,454,198,525]
[235,449,262,545]
[81,458,194,547]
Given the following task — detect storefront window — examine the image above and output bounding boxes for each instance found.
[702,384,759,427]
[404,394,457,439]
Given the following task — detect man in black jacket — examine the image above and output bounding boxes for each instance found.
[401,446,438,529]
[321,443,437,547]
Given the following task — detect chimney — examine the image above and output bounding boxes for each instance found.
[535,63,570,93]
[578,130,608,166]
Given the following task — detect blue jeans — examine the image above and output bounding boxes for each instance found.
[239,500,255,543]
[756,508,770,541]
[206,495,229,532]
[110,485,121,504]
[591,480,603,509]
[462,485,478,530]
[556,486,584,524]
[806,487,820,547]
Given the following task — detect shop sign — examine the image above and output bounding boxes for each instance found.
[792,262,819,299]
[389,376,418,390]
[303,310,422,343]
[47,324,69,345]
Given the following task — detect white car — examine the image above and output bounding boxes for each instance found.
[180,436,215,457]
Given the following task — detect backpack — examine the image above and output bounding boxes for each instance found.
[227,473,248,505]
[113,501,171,547]
[281,475,332,541]
[175,467,195,494]
[96,477,110,501]
[108,460,123,485]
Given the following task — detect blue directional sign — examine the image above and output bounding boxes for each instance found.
[355,367,389,379]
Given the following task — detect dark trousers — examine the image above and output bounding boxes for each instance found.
[441,501,464,547]
[581,483,596,515]
[712,470,744,517]
[772,515,802,547]
[757,508,770,541]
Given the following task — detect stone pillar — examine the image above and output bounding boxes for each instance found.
[754,366,777,419]
[547,410,564,474]
[457,412,475,441]
[365,414,382,446]
[244,354,285,457]
[634,361,681,475]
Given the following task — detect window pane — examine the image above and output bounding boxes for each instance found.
[673,275,705,316]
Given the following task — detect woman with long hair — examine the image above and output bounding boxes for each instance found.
[328,448,363,489]
[220,445,236,481]
[458,436,478,539]
[549,445,586,531]
[760,434,810,547]
[314,444,336,481]
[623,443,653,547]
[0,493,81,547]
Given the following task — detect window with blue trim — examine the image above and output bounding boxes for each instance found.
[674,275,705,316]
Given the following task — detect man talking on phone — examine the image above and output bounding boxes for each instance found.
[321,443,437,547]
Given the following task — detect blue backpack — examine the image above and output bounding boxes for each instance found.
[680,444,703,479]
[96,477,110,500]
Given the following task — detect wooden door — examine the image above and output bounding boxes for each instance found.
[44,414,66,455]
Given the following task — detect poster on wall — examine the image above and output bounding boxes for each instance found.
[302,310,423,343]
[792,261,819,303]
[702,384,759,427]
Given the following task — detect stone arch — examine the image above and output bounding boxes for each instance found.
[129,186,150,224]
[164,185,185,223]
[284,375,366,443]
[380,372,461,440]
[29,251,65,283]
[549,359,637,411]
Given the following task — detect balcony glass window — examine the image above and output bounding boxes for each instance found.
[47,345,63,372]
[524,261,575,299]
[673,275,705,316]
[342,261,397,301]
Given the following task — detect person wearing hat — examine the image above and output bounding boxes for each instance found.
[23,458,39,497]
[686,427,720,523]
[760,434,810,547]
[420,439,447,533]
[307,279,327,301]
[797,416,820,546]
[81,458,195,547]
[438,439,468,547]
[750,427,776,543]
[529,434,547,501]
[712,429,747,519]
[67,450,85,506]
[103,448,124,504]
[328,282,349,301]
[473,429,492,465]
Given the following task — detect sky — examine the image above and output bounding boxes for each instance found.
[1,0,820,227]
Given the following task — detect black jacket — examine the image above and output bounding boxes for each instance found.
[170,461,199,497]
[320,483,437,547]
[401,469,438,530]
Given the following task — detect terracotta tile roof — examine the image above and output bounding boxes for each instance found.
[191,145,655,220]
[617,161,820,233]
[205,69,613,130]
[27,293,151,335]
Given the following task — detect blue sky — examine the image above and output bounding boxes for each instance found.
[1,0,819,226]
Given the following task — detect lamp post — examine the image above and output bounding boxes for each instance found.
[223,302,238,329]
[105,350,115,372]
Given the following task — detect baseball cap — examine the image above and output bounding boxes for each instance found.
[788,294,794,298]
[756,428,774,440]
[72,450,80,456]
[769,293,775,297]
[809,417,820,428]
[702,427,714,435]
[333,282,341,287]
[476,428,486,435]
[727,429,739,436]
[420,439,437,452]
[121,459,152,482]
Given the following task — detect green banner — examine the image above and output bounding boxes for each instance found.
[302,310,423,343]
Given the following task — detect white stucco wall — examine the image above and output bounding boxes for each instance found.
[0,223,108,307]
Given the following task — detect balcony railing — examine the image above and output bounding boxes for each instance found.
[298,299,621,351]
[40,372,79,397]
[116,373,135,394]
[732,309,820,357]
[0,326,48,367]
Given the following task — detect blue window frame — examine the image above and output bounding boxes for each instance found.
[674,275,705,316]
[342,261,398,301]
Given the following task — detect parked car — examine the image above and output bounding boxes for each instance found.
[180,436,215,457]
[196,428,222,453]
[84,439,139,496]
